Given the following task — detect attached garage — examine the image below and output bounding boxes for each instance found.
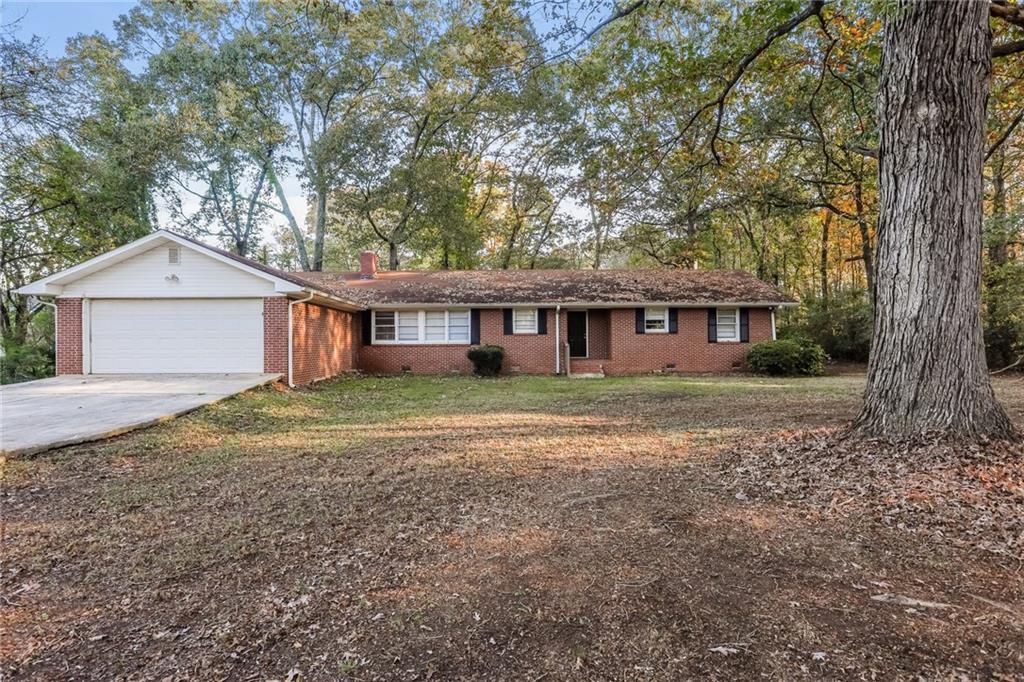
[16,230,361,385]
[88,299,264,373]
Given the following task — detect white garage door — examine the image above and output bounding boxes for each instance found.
[90,299,264,373]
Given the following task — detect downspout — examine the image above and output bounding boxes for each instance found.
[554,305,561,375]
[287,291,315,387]
[770,307,777,340]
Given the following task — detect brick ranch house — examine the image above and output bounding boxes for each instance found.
[17,230,795,385]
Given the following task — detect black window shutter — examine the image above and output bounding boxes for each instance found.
[537,308,548,335]
[470,309,481,344]
[361,310,373,345]
[668,308,678,334]
[707,308,718,343]
[739,308,750,342]
[635,308,646,334]
[503,308,513,335]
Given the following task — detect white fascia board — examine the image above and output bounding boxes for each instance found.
[290,291,363,312]
[16,282,65,296]
[367,300,797,309]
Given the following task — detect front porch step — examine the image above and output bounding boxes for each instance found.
[569,359,606,378]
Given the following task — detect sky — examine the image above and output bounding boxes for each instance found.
[5,1,132,57]
[5,0,310,244]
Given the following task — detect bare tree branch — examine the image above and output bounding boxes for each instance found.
[993,38,1024,56]
[990,0,1024,29]
[706,0,826,163]
[986,108,1024,161]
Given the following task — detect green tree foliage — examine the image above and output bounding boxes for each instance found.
[780,289,873,363]
[6,0,1024,385]
[1,27,166,379]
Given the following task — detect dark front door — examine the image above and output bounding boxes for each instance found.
[567,310,588,358]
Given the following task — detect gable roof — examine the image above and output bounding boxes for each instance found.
[291,268,795,307]
[17,230,794,308]
[15,230,360,308]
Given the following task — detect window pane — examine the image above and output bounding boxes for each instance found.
[398,311,420,341]
[645,308,667,331]
[374,311,395,340]
[513,309,536,333]
[448,310,469,341]
[717,309,738,340]
[425,311,446,341]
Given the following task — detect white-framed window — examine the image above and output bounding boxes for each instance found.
[373,311,396,341]
[372,309,472,344]
[168,246,181,265]
[513,308,538,334]
[645,307,668,333]
[716,307,739,342]
[425,310,446,341]
[447,310,470,342]
[397,311,419,342]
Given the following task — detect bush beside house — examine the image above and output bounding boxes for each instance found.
[467,345,504,376]
[746,339,826,377]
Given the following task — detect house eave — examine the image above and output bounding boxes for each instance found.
[363,300,797,309]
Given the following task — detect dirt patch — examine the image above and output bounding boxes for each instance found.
[2,375,1023,680]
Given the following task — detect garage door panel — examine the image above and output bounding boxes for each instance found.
[90,299,264,373]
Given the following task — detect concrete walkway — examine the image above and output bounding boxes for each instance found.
[1,374,280,456]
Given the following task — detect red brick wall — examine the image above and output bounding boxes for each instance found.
[354,307,774,375]
[55,298,83,375]
[598,307,774,375]
[358,308,566,375]
[291,302,357,385]
[264,297,289,375]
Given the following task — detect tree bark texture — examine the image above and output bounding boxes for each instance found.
[853,0,1016,441]
[312,187,328,272]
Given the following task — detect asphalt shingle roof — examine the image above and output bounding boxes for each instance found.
[289,268,794,307]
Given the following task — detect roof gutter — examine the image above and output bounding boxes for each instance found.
[287,291,315,387]
[364,300,797,310]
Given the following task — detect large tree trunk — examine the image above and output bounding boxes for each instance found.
[312,187,328,272]
[388,240,400,270]
[852,0,1015,441]
[267,163,311,271]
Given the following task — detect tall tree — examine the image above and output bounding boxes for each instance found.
[852,0,1015,439]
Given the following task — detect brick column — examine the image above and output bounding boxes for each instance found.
[55,298,83,375]
[263,297,289,375]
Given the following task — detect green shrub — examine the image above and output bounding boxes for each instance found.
[779,290,872,363]
[466,344,504,376]
[746,339,826,377]
[1,307,55,384]
[1,337,55,384]
[984,261,1024,372]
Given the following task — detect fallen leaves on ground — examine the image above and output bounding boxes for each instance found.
[720,428,1024,560]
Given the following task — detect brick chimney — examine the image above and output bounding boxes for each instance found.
[359,251,378,279]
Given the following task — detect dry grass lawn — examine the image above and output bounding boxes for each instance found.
[3,373,1024,680]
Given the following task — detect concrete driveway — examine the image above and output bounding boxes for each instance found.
[1,374,280,456]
